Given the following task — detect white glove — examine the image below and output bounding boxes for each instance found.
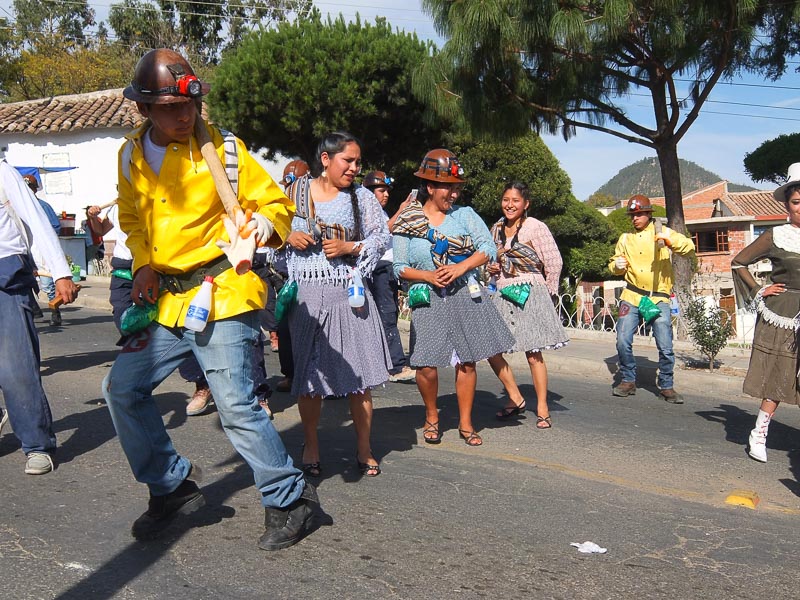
[614,256,628,270]
[248,213,274,247]
[216,213,256,275]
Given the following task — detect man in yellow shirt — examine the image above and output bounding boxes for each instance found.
[608,195,695,404]
[103,49,319,550]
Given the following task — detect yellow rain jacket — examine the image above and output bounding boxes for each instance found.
[608,221,694,306]
[117,120,294,327]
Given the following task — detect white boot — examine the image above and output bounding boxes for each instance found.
[747,409,772,463]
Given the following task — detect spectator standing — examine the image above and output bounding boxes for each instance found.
[0,158,79,474]
[362,170,416,382]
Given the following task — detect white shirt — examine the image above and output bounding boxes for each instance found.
[106,204,133,262]
[0,161,71,280]
[380,210,393,262]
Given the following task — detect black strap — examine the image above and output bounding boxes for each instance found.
[160,255,230,294]
[627,283,669,299]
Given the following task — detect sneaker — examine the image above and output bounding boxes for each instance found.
[25,452,54,475]
[49,308,62,326]
[131,475,205,540]
[275,378,292,393]
[660,388,684,404]
[389,366,416,382]
[0,408,8,437]
[186,386,213,416]
[612,381,636,397]
[258,482,319,551]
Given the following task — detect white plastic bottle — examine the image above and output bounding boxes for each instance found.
[348,269,365,308]
[467,274,482,299]
[185,276,214,332]
[487,275,497,294]
[670,293,679,316]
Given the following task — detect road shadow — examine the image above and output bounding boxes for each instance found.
[40,349,121,375]
[606,353,664,396]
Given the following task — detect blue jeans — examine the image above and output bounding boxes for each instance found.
[38,275,55,301]
[102,311,304,505]
[615,300,675,389]
[0,286,56,454]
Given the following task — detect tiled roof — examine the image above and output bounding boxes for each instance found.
[723,191,787,220]
[650,181,728,220]
[0,89,144,133]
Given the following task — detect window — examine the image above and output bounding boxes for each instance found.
[692,229,729,253]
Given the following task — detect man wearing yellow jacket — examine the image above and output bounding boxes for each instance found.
[103,49,319,551]
[608,195,695,404]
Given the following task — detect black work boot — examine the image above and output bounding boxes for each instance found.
[258,482,319,551]
[131,475,205,540]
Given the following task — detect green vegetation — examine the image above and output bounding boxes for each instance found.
[744,133,800,185]
[684,297,734,372]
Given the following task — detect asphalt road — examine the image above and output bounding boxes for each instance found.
[2,306,800,599]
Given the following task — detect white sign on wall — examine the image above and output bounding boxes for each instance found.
[42,152,73,195]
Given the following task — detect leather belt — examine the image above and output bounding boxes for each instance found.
[161,255,230,294]
[626,283,669,299]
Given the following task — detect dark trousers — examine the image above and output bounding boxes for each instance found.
[368,260,407,372]
[0,256,56,454]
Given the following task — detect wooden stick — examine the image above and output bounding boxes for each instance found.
[193,114,241,222]
[96,199,117,211]
[49,285,81,309]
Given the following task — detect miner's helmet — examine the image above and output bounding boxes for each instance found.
[626,194,654,214]
[123,48,210,104]
[413,149,465,183]
[22,174,39,193]
[281,160,310,188]
[362,170,394,189]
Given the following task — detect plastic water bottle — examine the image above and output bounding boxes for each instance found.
[670,293,679,316]
[185,276,214,332]
[487,275,497,294]
[348,269,365,308]
[467,274,482,299]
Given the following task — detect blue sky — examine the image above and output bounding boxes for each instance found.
[3,0,798,199]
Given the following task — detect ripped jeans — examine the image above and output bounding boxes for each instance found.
[102,311,304,506]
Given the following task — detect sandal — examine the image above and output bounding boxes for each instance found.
[301,462,322,478]
[458,428,483,447]
[496,400,526,420]
[536,416,552,429]
[356,454,381,477]
[422,420,442,444]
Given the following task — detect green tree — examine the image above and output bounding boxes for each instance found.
[743,133,800,184]
[684,297,734,372]
[414,0,800,304]
[108,0,312,65]
[455,133,616,283]
[586,193,618,209]
[210,12,450,177]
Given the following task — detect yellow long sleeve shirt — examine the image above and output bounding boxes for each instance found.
[117,120,295,327]
[608,221,695,306]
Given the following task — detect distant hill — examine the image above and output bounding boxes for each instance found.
[591,157,756,200]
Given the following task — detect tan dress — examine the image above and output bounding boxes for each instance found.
[732,226,800,404]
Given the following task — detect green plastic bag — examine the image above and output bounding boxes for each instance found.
[638,295,662,324]
[407,283,431,309]
[274,280,298,323]
[120,302,158,335]
[500,283,531,308]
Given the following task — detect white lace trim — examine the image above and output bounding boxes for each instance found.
[772,224,800,253]
[754,287,800,330]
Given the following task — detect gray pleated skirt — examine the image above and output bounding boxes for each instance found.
[491,282,569,354]
[408,284,515,368]
[289,281,391,397]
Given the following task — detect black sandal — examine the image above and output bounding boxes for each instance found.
[301,462,321,478]
[536,416,552,429]
[496,401,527,420]
[356,454,381,477]
[458,428,483,447]
[422,420,442,444]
